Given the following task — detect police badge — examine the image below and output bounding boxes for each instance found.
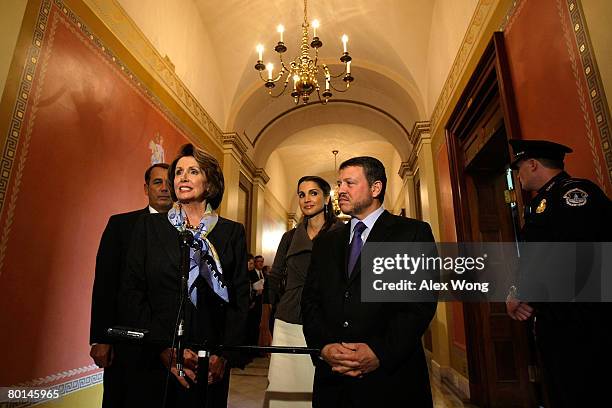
[536,198,547,213]
[563,188,588,207]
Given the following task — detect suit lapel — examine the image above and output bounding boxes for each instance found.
[336,222,350,282]
[152,215,180,268]
[347,210,395,285]
[207,218,231,258]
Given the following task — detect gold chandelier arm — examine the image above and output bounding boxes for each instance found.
[326,65,348,79]
[258,68,286,83]
[278,53,292,73]
[315,87,330,104]
[268,73,291,98]
[329,80,351,93]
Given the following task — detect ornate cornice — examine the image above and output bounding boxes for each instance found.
[410,121,431,145]
[398,161,413,179]
[82,0,224,147]
[400,121,432,176]
[222,132,248,155]
[254,167,270,185]
[240,155,256,180]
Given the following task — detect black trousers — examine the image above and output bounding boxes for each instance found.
[101,344,140,408]
[126,364,231,408]
[535,315,606,408]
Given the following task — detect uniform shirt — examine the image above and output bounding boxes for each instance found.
[522,171,611,242]
[519,171,612,318]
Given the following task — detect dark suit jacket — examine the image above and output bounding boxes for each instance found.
[90,207,149,344]
[120,213,250,365]
[302,210,437,408]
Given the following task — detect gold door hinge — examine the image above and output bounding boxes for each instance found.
[504,189,517,204]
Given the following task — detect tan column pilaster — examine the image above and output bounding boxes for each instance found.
[219,133,247,221]
[410,121,451,370]
[250,168,269,255]
[398,161,417,218]
[414,128,440,240]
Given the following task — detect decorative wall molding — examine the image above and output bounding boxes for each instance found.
[0,0,204,274]
[557,0,606,190]
[409,121,431,145]
[254,167,270,185]
[568,0,612,186]
[222,132,248,155]
[82,0,223,146]
[15,364,99,387]
[429,0,497,135]
[398,161,412,179]
[240,155,257,181]
[500,0,527,33]
[400,121,431,177]
[10,370,103,407]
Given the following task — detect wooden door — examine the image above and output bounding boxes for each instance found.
[445,33,538,407]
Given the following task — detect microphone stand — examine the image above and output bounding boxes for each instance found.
[106,326,320,408]
[176,230,194,377]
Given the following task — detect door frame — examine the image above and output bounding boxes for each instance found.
[444,32,530,407]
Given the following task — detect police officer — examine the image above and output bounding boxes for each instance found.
[505,139,611,407]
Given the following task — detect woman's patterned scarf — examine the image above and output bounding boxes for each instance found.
[168,203,229,303]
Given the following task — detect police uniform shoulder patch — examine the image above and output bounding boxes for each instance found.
[562,188,589,207]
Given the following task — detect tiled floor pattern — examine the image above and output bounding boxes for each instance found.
[228,358,476,408]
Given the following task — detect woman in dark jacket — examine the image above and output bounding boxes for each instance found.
[260,176,342,407]
[121,144,250,407]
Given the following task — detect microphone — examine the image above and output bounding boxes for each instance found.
[176,229,193,377]
[107,326,148,340]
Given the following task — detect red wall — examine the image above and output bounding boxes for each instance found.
[0,2,190,386]
[504,0,611,193]
[436,142,466,350]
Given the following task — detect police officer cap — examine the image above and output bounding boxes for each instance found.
[509,139,573,169]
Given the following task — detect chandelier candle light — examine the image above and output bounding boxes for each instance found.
[254,0,354,104]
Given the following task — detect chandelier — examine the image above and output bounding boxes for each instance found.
[254,0,354,105]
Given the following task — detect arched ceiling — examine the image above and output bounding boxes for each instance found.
[252,102,411,166]
[120,0,448,207]
[195,0,436,126]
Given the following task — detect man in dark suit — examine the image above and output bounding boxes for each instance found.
[302,156,437,408]
[247,254,265,348]
[89,163,172,407]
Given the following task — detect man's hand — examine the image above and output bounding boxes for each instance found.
[90,344,113,368]
[332,343,380,377]
[506,296,534,321]
[160,348,199,388]
[321,343,380,377]
[208,355,226,384]
[320,343,354,367]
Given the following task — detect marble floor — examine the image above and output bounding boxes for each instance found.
[228,357,477,408]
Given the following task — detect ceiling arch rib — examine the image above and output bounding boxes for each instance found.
[253,102,412,167]
[228,64,423,146]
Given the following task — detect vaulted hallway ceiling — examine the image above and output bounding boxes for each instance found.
[117,0,479,208]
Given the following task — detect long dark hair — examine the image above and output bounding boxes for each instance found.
[297,175,337,236]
